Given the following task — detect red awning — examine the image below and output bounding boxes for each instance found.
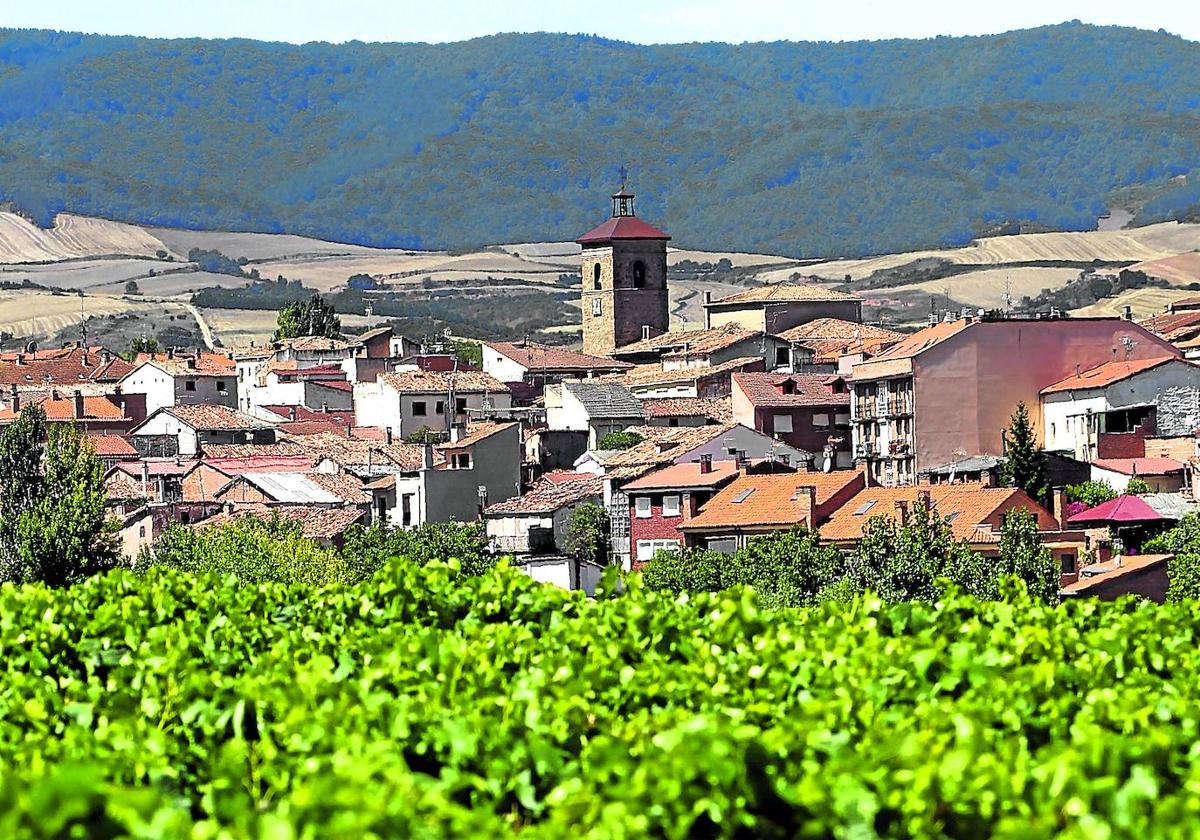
[1068,494,1164,525]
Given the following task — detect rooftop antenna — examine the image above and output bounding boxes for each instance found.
[1002,276,1013,313]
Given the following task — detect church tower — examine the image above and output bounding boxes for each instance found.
[577,176,670,357]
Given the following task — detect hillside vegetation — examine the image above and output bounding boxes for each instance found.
[2,558,1199,836]
[2,24,1200,257]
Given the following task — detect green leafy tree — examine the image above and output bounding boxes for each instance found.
[0,408,117,586]
[1001,401,1048,503]
[1145,513,1200,601]
[123,280,140,295]
[1125,477,1152,496]
[147,516,348,585]
[404,426,448,444]
[450,339,482,369]
[130,336,160,355]
[338,521,494,580]
[846,501,990,602]
[641,546,727,593]
[598,431,644,451]
[274,293,342,340]
[1065,479,1117,507]
[563,502,610,568]
[994,507,1061,604]
[728,527,845,608]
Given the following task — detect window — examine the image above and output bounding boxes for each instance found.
[662,495,681,517]
[180,512,190,525]
[216,380,227,394]
[451,452,471,470]
[402,494,414,527]
[637,538,680,562]
[593,263,602,289]
[185,379,197,392]
[412,401,427,416]
[775,346,790,367]
[1061,553,1077,575]
[435,400,445,415]
[834,412,851,428]
[455,398,467,414]
[812,412,830,430]
[635,497,652,518]
[773,414,794,434]
[1050,422,1056,438]
[138,525,146,538]
[731,488,755,504]
[632,260,646,288]
[853,500,877,516]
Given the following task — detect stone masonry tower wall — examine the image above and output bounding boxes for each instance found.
[580,239,669,356]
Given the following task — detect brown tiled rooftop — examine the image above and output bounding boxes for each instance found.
[1041,357,1178,393]
[161,405,274,431]
[193,504,365,540]
[640,397,732,422]
[609,356,764,388]
[487,341,631,372]
[733,372,850,407]
[685,470,864,530]
[484,474,602,515]
[613,324,761,357]
[622,459,740,491]
[380,369,509,394]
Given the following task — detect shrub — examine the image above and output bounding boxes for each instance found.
[598,430,643,450]
[338,521,494,579]
[1065,479,1117,508]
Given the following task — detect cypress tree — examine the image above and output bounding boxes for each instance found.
[1001,401,1048,503]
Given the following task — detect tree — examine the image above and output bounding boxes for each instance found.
[130,336,160,355]
[845,501,989,602]
[641,546,727,594]
[1125,477,1152,496]
[995,508,1060,604]
[403,426,447,445]
[338,521,494,580]
[274,293,342,340]
[124,280,140,295]
[1144,513,1200,601]
[728,527,845,608]
[450,339,482,369]
[564,502,610,568]
[0,408,117,586]
[1001,401,1047,504]
[1065,480,1117,508]
[598,431,643,451]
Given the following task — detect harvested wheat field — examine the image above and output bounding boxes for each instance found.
[201,307,389,346]
[1071,288,1188,321]
[1132,252,1200,285]
[0,291,176,339]
[0,259,182,291]
[904,267,1082,309]
[0,213,179,264]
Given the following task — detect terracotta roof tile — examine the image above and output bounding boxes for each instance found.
[437,422,517,451]
[684,470,864,530]
[708,283,860,305]
[733,372,850,408]
[602,424,735,468]
[608,356,764,388]
[200,442,310,459]
[622,460,740,491]
[484,475,602,515]
[380,369,509,394]
[275,336,360,351]
[777,318,904,343]
[820,485,1057,543]
[161,405,274,431]
[87,434,138,457]
[0,348,132,387]
[613,324,760,357]
[487,341,631,373]
[1041,357,1180,393]
[193,504,365,540]
[1061,554,1171,595]
[134,352,235,376]
[640,397,732,422]
[577,215,670,245]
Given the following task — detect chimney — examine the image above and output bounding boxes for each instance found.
[385,427,393,444]
[916,489,932,510]
[703,291,712,305]
[422,442,434,469]
[321,402,329,413]
[1053,487,1069,530]
[346,423,353,438]
[450,423,466,443]
[14,353,23,366]
[894,499,910,525]
[288,406,297,421]
[698,453,712,474]
[73,390,84,419]
[186,358,196,370]
[167,348,174,359]
[735,449,748,471]
[8,384,17,413]
[141,461,150,495]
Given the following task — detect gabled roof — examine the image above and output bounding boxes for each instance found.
[221,472,345,505]
[576,216,670,245]
[487,341,631,373]
[863,319,970,362]
[193,504,365,540]
[820,485,1056,543]
[707,283,860,306]
[379,369,509,394]
[612,324,762,358]
[640,397,732,423]
[777,318,903,343]
[483,475,602,516]
[156,405,274,432]
[275,336,361,352]
[0,348,132,386]
[622,459,740,492]
[684,470,864,530]
[87,434,138,457]
[732,372,850,408]
[601,424,735,469]
[1041,357,1179,394]
[562,381,643,419]
[610,356,764,389]
[133,352,235,376]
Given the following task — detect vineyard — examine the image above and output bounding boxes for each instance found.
[1,559,1198,837]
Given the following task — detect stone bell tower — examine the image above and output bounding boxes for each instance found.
[577,174,670,357]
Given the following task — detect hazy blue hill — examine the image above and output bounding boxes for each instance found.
[1,23,1199,257]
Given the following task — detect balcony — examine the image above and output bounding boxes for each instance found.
[886,399,913,416]
[855,403,881,420]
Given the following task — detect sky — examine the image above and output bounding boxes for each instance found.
[2,0,1199,44]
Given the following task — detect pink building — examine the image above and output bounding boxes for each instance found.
[849,316,1180,485]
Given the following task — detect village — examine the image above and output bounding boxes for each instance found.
[6,181,1200,601]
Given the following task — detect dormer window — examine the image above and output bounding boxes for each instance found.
[779,379,797,395]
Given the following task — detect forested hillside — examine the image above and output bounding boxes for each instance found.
[1,23,1199,257]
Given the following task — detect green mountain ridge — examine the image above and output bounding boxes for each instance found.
[1,22,1199,257]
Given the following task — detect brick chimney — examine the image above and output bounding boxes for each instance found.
[698,453,712,474]
[422,442,435,469]
[1053,487,1070,530]
[8,384,18,413]
[73,391,85,419]
[288,406,297,421]
[385,427,393,445]
[894,499,910,525]
[141,461,150,495]
[450,423,466,443]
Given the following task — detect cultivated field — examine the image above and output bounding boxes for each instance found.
[1131,251,1200,285]
[1070,288,1187,320]
[0,213,180,263]
[0,258,184,291]
[903,267,1082,309]
[0,290,184,340]
[199,306,390,346]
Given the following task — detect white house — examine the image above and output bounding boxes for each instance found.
[1041,357,1200,461]
[544,380,644,448]
[353,369,511,438]
[121,353,238,416]
[245,363,353,416]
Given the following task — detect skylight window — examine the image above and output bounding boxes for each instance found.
[853,500,877,516]
[731,488,756,504]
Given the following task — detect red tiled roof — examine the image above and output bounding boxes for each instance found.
[732,372,850,407]
[380,369,509,394]
[777,318,903,343]
[112,458,199,478]
[0,392,129,424]
[684,470,864,530]
[1041,357,1178,393]
[641,397,732,422]
[261,405,353,426]
[436,422,517,452]
[1091,457,1185,476]
[134,352,235,375]
[87,434,138,457]
[202,454,316,474]
[484,475,602,515]
[867,319,970,361]
[276,336,361,351]
[622,459,740,491]
[0,348,132,386]
[193,504,365,540]
[487,341,631,373]
[577,216,670,245]
[1141,309,1200,341]
[613,324,760,357]
[608,356,765,388]
[161,405,274,431]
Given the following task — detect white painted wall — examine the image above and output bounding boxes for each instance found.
[121,364,176,416]
[132,412,201,455]
[482,345,527,383]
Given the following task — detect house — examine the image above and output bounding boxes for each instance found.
[121,352,238,416]
[820,484,1062,555]
[606,356,767,399]
[1060,553,1171,602]
[482,340,631,403]
[353,369,511,439]
[350,325,413,383]
[702,283,863,333]
[679,468,866,554]
[130,405,277,457]
[0,388,145,435]
[1090,457,1187,493]
[849,314,1180,486]
[245,363,353,416]
[776,318,904,374]
[610,324,797,371]
[227,343,275,412]
[731,372,853,468]
[544,380,644,448]
[256,403,354,431]
[1040,357,1200,461]
[621,456,742,565]
[214,471,371,509]
[88,434,140,471]
[116,506,155,562]
[0,345,132,391]
[641,397,732,427]
[1142,301,1200,357]
[191,504,366,548]
[271,336,363,382]
[103,458,220,540]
